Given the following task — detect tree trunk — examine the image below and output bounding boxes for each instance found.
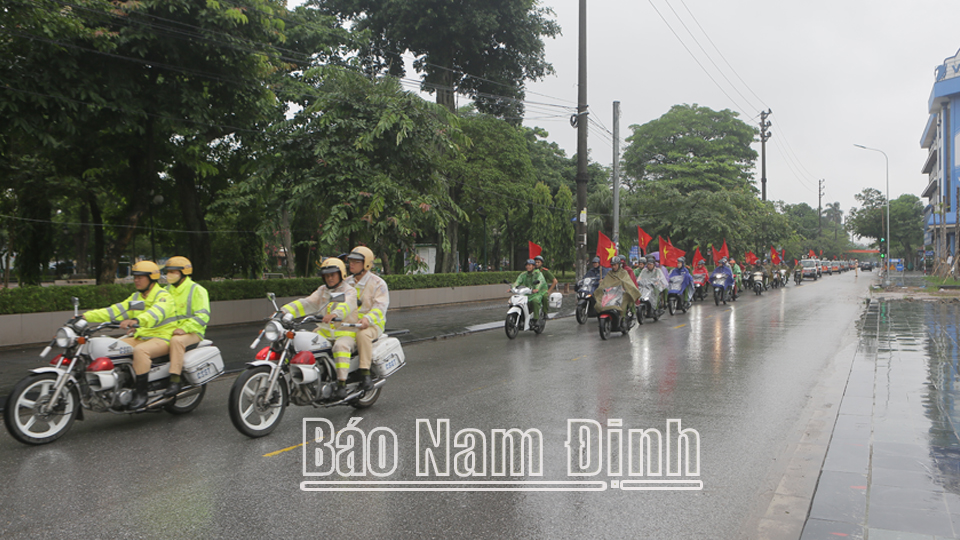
[98,208,143,284]
[76,203,89,277]
[87,191,105,284]
[280,205,295,276]
[172,164,212,280]
[13,185,53,286]
[441,219,459,273]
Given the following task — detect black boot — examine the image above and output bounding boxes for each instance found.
[333,381,349,400]
[361,372,375,392]
[128,374,149,409]
[163,375,181,398]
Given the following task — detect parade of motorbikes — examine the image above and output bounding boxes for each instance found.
[3,243,859,446]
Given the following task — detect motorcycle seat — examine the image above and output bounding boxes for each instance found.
[149,341,207,367]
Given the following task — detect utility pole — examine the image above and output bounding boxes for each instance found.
[612,101,620,247]
[574,0,588,279]
[760,109,772,201]
[818,179,824,239]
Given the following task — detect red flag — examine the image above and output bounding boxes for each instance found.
[808,249,816,258]
[662,238,685,267]
[819,249,823,259]
[718,240,730,260]
[528,241,541,259]
[637,226,652,251]
[745,251,758,265]
[692,247,705,268]
[781,248,786,262]
[597,232,617,268]
[794,259,798,266]
[770,246,781,265]
[711,245,721,263]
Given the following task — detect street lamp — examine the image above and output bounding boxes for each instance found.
[477,206,488,272]
[853,144,890,283]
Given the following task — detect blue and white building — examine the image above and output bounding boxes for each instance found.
[921,48,960,252]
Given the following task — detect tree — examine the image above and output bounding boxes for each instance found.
[846,188,886,245]
[622,104,759,193]
[320,0,560,118]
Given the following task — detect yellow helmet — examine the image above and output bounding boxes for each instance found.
[163,256,193,275]
[319,258,347,280]
[347,246,375,271]
[131,261,161,280]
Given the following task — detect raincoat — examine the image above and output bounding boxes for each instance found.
[596,267,641,315]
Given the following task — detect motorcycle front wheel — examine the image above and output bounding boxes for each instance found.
[4,373,80,445]
[755,283,763,295]
[165,384,206,415]
[668,296,676,316]
[505,313,520,339]
[229,366,288,438]
[598,316,611,340]
[575,303,588,324]
[714,289,721,306]
[534,316,546,335]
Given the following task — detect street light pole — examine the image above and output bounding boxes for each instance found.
[853,144,890,284]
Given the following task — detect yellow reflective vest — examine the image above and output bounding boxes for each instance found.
[165,277,211,337]
[84,283,177,341]
[281,281,358,340]
[347,272,389,332]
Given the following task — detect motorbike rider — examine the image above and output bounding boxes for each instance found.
[638,256,669,311]
[345,246,390,392]
[693,259,710,284]
[533,255,558,317]
[281,258,358,400]
[161,256,211,398]
[584,256,607,280]
[715,257,736,297]
[669,256,695,305]
[596,255,641,317]
[82,261,177,409]
[512,259,547,325]
[728,257,743,298]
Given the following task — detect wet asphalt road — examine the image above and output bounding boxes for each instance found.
[0,273,872,539]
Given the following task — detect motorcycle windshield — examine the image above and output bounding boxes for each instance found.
[599,286,624,310]
[668,275,685,293]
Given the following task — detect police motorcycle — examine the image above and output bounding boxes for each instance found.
[747,267,768,295]
[711,268,736,305]
[667,272,694,315]
[229,293,405,438]
[3,298,223,445]
[794,266,803,285]
[574,276,600,324]
[596,286,636,340]
[774,267,789,288]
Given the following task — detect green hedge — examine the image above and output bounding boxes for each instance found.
[0,272,519,315]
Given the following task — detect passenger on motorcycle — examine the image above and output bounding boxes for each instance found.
[693,259,710,284]
[638,257,669,309]
[596,255,641,316]
[534,255,558,316]
[161,256,211,398]
[281,257,358,400]
[669,257,695,305]
[345,246,390,392]
[512,259,547,325]
[82,260,177,409]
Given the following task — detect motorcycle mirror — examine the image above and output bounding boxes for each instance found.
[129,300,145,311]
[267,292,279,311]
[328,292,345,304]
[71,296,79,316]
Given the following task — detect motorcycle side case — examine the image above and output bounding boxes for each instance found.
[549,292,562,309]
[182,346,224,384]
[371,336,405,377]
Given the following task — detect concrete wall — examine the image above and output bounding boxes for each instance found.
[0,283,509,348]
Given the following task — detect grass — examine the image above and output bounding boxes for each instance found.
[923,275,960,290]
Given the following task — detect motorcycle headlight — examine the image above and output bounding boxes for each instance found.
[263,320,284,342]
[56,327,77,348]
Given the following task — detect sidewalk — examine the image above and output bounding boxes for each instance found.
[801,299,960,539]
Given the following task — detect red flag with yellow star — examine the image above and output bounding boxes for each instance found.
[597,232,617,268]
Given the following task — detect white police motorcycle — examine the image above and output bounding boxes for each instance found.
[3,298,223,445]
[228,293,405,438]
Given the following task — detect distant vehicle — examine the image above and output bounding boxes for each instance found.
[860,261,873,271]
[830,261,841,273]
[800,259,819,280]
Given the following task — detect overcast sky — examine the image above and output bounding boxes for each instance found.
[294,0,959,217]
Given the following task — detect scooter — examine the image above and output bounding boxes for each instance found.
[711,269,735,305]
[505,284,546,339]
[228,293,405,438]
[749,270,767,295]
[4,297,223,445]
[794,267,803,285]
[596,285,636,340]
[692,273,709,301]
[575,276,600,324]
[667,272,693,315]
[636,283,666,323]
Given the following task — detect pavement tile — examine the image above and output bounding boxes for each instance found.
[838,395,874,417]
[867,507,954,538]
[868,485,945,512]
[808,470,867,524]
[821,440,870,475]
[865,529,936,540]
[799,517,865,540]
[871,466,944,492]
[831,413,872,442]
